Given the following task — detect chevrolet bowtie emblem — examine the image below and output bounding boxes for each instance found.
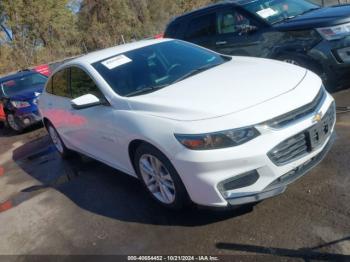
[312,112,323,123]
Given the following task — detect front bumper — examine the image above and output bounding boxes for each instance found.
[172,94,336,207]
[15,111,42,128]
[226,132,335,206]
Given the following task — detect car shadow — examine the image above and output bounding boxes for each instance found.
[216,237,350,261]
[11,135,255,226]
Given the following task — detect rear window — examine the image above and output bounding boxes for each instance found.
[184,13,216,40]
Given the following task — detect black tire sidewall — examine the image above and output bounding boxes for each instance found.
[46,121,70,158]
[6,113,23,133]
[134,143,190,209]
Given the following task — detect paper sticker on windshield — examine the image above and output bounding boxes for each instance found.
[102,55,132,69]
[257,8,278,19]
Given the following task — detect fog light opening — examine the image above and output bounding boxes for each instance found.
[218,170,260,198]
[23,118,31,125]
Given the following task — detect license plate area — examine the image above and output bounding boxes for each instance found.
[306,116,332,151]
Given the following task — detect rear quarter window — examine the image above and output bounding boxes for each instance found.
[45,77,53,94]
[52,69,70,98]
[165,22,180,38]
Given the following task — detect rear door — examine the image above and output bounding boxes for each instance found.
[213,7,268,56]
[41,68,73,142]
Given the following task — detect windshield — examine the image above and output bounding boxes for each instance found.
[241,0,320,25]
[92,40,231,97]
[0,73,47,97]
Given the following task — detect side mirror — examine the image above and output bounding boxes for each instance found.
[71,94,102,110]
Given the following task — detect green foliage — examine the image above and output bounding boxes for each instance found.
[0,0,80,74]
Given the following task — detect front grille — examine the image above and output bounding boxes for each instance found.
[268,102,335,166]
[267,87,326,128]
[268,132,308,166]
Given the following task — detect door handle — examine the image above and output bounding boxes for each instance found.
[216,41,227,45]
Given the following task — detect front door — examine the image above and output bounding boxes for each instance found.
[214,8,268,57]
[68,66,124,170]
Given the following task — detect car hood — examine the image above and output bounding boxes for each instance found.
[274,5,350,30]
[127,57,307,121]
[7,85,43,101]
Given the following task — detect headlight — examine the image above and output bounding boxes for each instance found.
[11,101,31,108]
[175,127,260,150]
[317,22,350,41]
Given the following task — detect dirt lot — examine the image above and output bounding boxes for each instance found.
[0,90,349,260]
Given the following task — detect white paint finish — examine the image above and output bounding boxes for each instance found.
[70,94,101,108]
[39,39,335,207]
[128,56,307,121]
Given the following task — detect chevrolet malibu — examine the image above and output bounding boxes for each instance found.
[38,39,336,209]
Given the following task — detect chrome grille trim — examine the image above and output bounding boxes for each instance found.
[268,133,308,166]
[268,102,335,166]
[267,87,326,129]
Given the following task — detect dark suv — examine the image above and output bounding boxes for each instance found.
[164,0,350,92]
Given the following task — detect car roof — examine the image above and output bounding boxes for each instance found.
[0,70,38,83]
[66,38,172,66]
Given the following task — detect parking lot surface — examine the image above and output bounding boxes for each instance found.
[0,90,349,260]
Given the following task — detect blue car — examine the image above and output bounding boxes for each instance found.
[0,70,47,132]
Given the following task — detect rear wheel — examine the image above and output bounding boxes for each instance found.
[46,122,70,158]
[134,143,190,209]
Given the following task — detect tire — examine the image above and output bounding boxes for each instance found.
[6,113,23,133]
[134,143,190,209]
[45,121,71,158]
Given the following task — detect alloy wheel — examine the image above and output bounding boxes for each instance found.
[139,154,176,204]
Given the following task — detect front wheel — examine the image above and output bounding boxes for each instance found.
[6,113,23,132]
[134,143,190,209]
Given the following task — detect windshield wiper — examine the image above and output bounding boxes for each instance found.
[272,7,321,24]
[125,84,168,97]
[172,63,222,85]
[298,7,321,16]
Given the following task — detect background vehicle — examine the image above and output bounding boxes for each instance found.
[39,39,335,209]
[0,70,47,132]
[164,0,350,92]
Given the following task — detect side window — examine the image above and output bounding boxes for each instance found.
[52,69,70,97]
[70,67,103,99]
[185,13,216,40]
[46,77,53,94]
[165,22,180,38]
[217,9,256,35]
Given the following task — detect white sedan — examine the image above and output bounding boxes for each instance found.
[38,39,336,209]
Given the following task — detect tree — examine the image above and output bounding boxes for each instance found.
[0,0,80,72]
